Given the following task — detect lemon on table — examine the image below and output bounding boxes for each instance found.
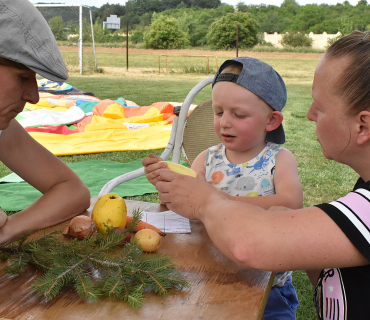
[91,193,127,233]
[158,161,197,177]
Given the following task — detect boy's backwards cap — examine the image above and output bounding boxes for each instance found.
[212,57,286,144]
[0,0,69,82]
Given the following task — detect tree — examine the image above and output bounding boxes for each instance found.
[48,16,66,40]
[143,14,189,49]
[280,31,313,47]
[206,12,259,49]
[291,4,324,32]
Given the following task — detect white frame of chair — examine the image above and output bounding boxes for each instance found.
[98,75,214,196]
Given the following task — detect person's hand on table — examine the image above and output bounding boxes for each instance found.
[0,208,7,229]
[156,168,220,220]
[142,154,168,186]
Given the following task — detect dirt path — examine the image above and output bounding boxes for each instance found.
[94,47,323,60]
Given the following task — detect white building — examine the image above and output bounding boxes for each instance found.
[103,15,120,30]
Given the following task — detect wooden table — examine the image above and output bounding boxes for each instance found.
[0,199,274,320]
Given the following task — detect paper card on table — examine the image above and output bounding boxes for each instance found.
[140,210,191,233]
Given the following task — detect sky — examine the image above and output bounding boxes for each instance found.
[33,0,360,8]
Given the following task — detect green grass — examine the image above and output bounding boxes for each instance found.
[63,75,213,106]
[3,53,357,319]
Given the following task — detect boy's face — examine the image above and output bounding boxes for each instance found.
[212,81,273,154]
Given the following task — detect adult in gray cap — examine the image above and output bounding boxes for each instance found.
[156,31,370,319]
[0,0,90,243]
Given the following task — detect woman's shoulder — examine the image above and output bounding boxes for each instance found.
[316,179,370,262]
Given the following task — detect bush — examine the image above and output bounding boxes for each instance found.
[49,16,67,41]
[131,31,144,44]
[280,31,313,48]
[144,14,189,49]
[206,12,259,49]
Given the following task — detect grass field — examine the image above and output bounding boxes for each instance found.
[2,50,359,319]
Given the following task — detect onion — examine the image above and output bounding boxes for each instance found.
[114,227,134,244]
[63,215,97,240]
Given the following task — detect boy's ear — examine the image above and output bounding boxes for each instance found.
[355,110,370,145]
[266,111,283,132]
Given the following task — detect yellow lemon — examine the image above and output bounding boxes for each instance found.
[159,161,197,177]
[91,193,127,233]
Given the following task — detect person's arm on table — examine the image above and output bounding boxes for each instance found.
[156,169,368,272]
[0,120,90,243]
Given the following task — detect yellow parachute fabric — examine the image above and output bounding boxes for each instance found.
[28,124,173,156]
[25,99,69,113]
[102,103,126,119]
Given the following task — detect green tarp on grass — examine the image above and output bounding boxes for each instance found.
[0,159,172,212]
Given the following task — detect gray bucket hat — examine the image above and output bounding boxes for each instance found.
[0,0,68,82]
[213,57,286,144]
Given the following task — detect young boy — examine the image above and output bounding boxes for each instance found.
[143,57,303,319]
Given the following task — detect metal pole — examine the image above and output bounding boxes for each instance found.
[79,5,83,74]
[126,23,129,70]
[89,8,97,71]
[126,3,129,71]
[236,25,239,57]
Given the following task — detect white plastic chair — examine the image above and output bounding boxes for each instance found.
[98,75,214,196]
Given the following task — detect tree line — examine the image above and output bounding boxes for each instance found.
[90,0,369,34]
[38,0,369,49]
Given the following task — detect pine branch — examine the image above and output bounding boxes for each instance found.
[0,226,190,307]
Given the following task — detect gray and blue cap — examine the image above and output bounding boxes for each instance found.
[0,0,68,82]
[213,57,286,144]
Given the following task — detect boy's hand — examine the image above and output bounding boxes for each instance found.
[142,153,167,186]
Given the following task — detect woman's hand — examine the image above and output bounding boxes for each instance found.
[156,169,218,220]
[142,153,167,186]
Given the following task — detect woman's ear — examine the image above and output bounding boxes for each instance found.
[266,111,284,132]
[356,111,370,145]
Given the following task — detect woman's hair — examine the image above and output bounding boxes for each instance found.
[0,57,28,70]
[325,31,370,116]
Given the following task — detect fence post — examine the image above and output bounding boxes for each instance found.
[236,25,239,57]
[79,5,83,75]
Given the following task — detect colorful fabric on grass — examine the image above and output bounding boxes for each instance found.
[0,159,190,212]
[20,81,177,155]
[28,124,173,156]
[37,79,94,96]
[0,160,159,211]
[26,125,75,135]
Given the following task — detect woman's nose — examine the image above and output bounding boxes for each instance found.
[306,103,316,122]
[22,75,40,105]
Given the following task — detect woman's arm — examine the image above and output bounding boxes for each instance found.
[156,169,369,271]
[0,120,90,243]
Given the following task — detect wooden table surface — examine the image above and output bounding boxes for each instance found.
[0,198,274,320]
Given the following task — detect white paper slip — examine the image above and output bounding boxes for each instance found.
[140,210,191,233]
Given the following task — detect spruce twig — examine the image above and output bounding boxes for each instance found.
[0,224,189,307]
